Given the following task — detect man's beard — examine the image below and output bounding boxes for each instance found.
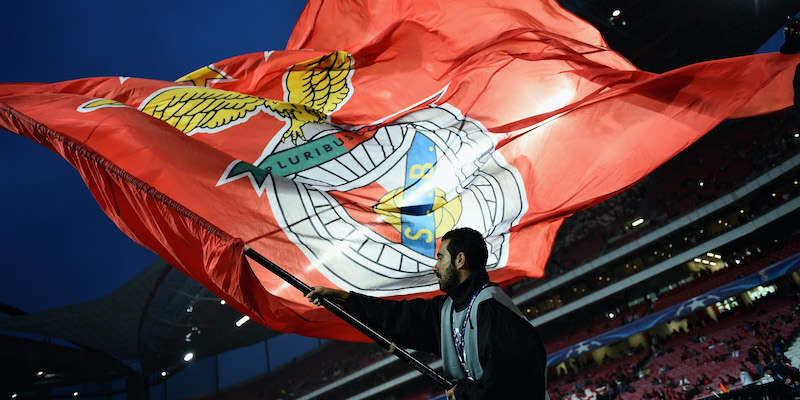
[438,261,460,293]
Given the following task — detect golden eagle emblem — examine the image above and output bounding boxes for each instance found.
[80,51,354,144]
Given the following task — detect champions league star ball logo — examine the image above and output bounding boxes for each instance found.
[225,103,528,295]
[676,294,721,315]
[566,340,602,358]
[78,52,528,296]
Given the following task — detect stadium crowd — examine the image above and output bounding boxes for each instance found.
[546,293,799,399]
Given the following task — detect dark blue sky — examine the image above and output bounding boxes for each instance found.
[0,1,307,314]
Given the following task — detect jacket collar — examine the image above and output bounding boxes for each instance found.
[448,269,491,311]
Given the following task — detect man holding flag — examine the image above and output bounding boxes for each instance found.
[307,227,548,399]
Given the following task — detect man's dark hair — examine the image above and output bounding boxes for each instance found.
[442,227,488,271]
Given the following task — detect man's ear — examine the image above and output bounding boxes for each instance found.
[455,252,467,270]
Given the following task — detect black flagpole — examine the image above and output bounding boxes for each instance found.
[243,245,455,390]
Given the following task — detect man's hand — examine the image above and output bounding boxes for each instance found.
[446,385,456,400]
[306,286,349,306]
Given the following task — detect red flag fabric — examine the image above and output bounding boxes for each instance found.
[1,0,798,340]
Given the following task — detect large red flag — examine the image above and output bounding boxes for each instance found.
[0,0,797,340]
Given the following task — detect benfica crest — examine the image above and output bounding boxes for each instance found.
[78,52,528,295]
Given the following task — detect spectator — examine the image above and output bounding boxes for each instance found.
[679,375,691,392]
[740,368,754,386]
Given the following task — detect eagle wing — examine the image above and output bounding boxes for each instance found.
[285,51,353,117]
[138,52,353,142]
[140,87,266,135]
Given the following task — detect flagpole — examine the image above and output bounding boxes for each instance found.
[243,245,455,390]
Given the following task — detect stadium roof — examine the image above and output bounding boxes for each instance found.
[0,260,280,391]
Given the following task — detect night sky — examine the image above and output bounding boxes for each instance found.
[0,1,307,314]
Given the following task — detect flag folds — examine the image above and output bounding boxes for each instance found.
[1,0,797,340]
